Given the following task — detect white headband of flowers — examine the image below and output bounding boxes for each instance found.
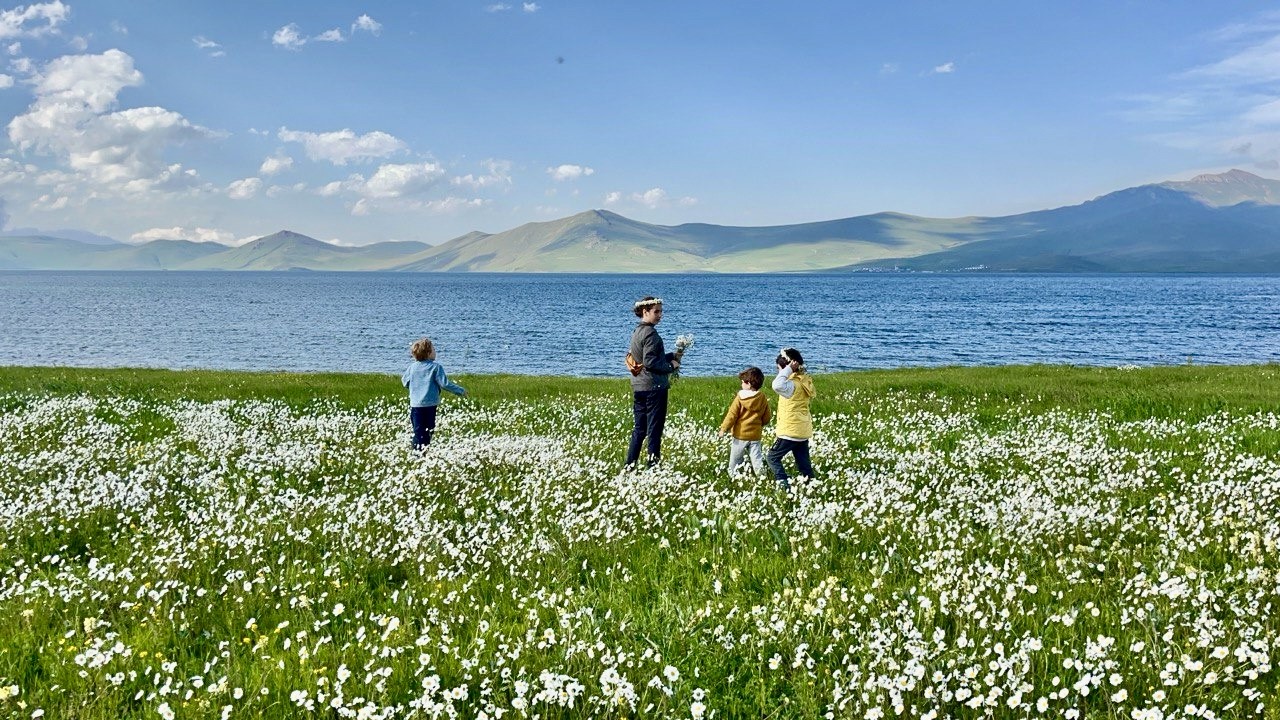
[634,297,664,309]
[779,348,795,363]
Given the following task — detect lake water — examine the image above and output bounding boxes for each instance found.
[1,271,1278,376]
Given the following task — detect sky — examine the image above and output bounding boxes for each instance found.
[1,1,1280,246]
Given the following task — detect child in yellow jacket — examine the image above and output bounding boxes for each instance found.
[718,366,772,476]
[766,347,815,490]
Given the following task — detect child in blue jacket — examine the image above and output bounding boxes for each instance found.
[402,337,466,450]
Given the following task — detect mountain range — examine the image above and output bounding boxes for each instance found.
[4,169,1280,273]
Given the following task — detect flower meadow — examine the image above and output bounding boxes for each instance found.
[0,370,1278,719]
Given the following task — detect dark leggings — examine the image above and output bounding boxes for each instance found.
[626,388,669,467]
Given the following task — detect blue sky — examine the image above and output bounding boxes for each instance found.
[1,1,1279,246]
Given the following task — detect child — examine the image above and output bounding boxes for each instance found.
[765,347,815,490]
[402,337,466,450]
[718,366,772,476]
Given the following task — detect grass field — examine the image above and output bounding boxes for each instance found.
[0,364,1277,719]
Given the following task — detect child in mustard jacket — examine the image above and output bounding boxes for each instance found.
[718,366,772,476]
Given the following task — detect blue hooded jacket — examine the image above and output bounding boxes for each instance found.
[402,360,465,407]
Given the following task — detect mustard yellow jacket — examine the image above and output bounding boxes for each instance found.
[719,390,772,440]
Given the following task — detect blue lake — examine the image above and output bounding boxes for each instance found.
[1,271,1277,376]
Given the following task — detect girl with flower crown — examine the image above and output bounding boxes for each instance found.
[625,296,682,468]
[766,346,816,490]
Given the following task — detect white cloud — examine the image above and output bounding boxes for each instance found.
[523,3,540,12]
[110,20,127,35]
[1133,13,1280,168]
[26,48,141,113]
[880,62,898,75]
[352,14,381,35]
[322,162,483,215]
[67,34,86,51]
[603,187,697,209]
[272,23,306,50]
[278,127,407,165]
[259,153,293,175]
[7,50,216,195]
[6,41,19,55]
[547,163,594,181]
[933,62,954,74]
[33,192,67,210]
[356,161,447,198]
[130,226,237,244]
[635,187,666,207]
[0,73,11,88]
[451,159,511,189]
[193,36,224,57]
[226,177,262,199]
[0,1,69,40]
[486,4,512,12]
[313,28,344,43]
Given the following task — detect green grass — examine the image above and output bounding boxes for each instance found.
[0,364,1278,719]
[4,362,1279,415]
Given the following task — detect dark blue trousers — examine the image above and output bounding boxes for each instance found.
[766,438,813,489]
[410,405,438,450]
[626,388,669,467]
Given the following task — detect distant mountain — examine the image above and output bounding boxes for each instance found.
[0,230,429,272]
[3,169,1280,272]
[0,227,120,245]
[397,209,976,272]
[850,172,1280,272]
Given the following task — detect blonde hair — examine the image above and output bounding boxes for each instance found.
[410,337,435,361]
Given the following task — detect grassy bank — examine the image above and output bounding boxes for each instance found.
[0,364,1277,719]
[3,362,1279,416]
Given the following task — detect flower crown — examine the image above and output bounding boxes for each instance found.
[779,348,794,363]
[633,297,664,309]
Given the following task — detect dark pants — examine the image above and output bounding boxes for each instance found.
[410,405,438,450]
[766,438,813,489]
[626,388,669,467]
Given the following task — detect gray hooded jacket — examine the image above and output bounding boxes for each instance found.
[628,322,677,391]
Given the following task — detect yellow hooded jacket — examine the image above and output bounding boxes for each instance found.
[775,370,815,439]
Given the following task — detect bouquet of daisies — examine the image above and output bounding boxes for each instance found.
[671,334,694,380]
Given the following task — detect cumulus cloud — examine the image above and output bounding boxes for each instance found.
[130,226,238,244]
[603,191,621,205]
[933,62,955,74]
[6,41,19,55]
[272,23,306,50]
[486,3,512,12]
[193,36,224,57]
[353,161,447,199]
[0,1,69,39]
[259,153,293,175]
[226,177,262,199]
[313,28,344,43]
[319,161,483,215]
[7,50,216,195]
[352,14,381,35]
[278,127,407,165]
[0,73,11,88]
[451,159,511,189]
[547,163,594,181]
[523,3,540,12]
